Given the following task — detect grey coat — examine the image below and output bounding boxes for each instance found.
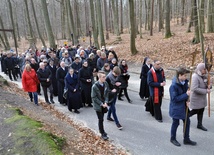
[91,81,109,112]
[190,73,208,109]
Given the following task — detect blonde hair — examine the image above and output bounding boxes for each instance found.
[25,64,32,72]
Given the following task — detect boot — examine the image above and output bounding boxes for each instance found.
[197,114,207,131]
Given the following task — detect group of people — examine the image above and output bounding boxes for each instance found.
[0,44,133,140]
[139,57,211,147]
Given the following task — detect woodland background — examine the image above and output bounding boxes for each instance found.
[0,0,214,69]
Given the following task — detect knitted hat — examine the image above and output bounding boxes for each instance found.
[196,63,205,71]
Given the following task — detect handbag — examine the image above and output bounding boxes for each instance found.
[63,88,68,99]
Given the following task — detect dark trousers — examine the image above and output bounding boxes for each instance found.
[7,69,16,81]
[42,84,53,102]
[171,118,190,141]
[118,88,130,101]
[96,111,105,134]
[153,96,162,120]
[189,108,205,127]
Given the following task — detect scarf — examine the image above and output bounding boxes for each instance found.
[151,68,164,104]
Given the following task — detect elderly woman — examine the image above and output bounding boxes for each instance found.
[22,64,39,105]
[65,68,82,113]
[189,63,211,131]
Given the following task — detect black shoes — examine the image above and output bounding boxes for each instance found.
[197,125,208,131]
[74,110,80,114]
[157,119,163,123]
[128,100,133,103]
[118,98,124,101]
[101,133,109,140]
[117,123,123,130]
[50,100,55,104]
[183,139,197,146]
[30,98,33,102]
[170,139,181,147]
[107,117,114,122]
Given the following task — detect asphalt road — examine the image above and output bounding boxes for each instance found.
[1,65,214,155]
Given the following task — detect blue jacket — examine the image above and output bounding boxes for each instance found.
[169,77,189,119]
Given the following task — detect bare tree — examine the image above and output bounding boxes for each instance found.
[192,0,200,44]
[165,0,172,38]
[103,0,109,39]
[41,0,55,48]
[129,0,138,55]
[139,0,143,38]
[89,0,99,48]
[207,0,214,32]
[84,0,90,36]
[158,0,163,31]
[181,0,185,25]
[96,0,105,46]
[120,0,123,34]
[150,0,154,36]
[111,0,121,40]
[30,0,46,48]
[0,15,10,50]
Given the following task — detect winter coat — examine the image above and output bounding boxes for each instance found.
[37,67,52,87]
[169,77,189,119]
[190,73,208,109]
[118,65,130,88]
[97,58,108,71]
[22,69,39,92]
[91,81,109,112]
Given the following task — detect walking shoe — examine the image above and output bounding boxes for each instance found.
[117,124,123,130]
[30,98,33,102]
[46,101,51,104]
[118,98,124,101]
[128,100,133,103]
[101,134,109,140]
[197,125,207,131]
[50,100,55,104]
[74,110,80,114]
[183,139,197,146]
[170,139,181,147]
[107,117,114,121]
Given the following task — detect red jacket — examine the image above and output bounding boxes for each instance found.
[22,69,39,92]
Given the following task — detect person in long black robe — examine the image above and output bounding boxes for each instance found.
[47,60,58,96]
[78,61,93,107]
[65,68,82,113]
[56,61,68,105]
[139,57,152,99]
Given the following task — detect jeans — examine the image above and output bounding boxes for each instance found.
[171,117,190,141]
[107,95,119,125]
[28,92,38,105]
[96,111,105,134]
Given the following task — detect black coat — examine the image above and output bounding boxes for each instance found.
[56,67,68,103]
[4,56,15,70]
[118,65,130,88]
[37,68,52,87]
[48,65,58,96]
[139,64,152,99]
[78,66,93,104]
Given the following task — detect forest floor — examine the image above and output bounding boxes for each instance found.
[1,22,214,154]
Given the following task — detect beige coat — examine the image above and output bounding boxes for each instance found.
[190,73,208,109]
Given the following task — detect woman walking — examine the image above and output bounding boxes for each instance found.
[22,64,39,105]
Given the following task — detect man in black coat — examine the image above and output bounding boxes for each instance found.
[56,61,68,105]
[4,52,17,81]
[37,62,54,104]
[78,61,93,107]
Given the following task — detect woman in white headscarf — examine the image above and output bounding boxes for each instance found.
[189,63,211,131]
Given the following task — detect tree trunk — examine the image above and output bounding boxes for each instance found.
[165,0,172,38]
[181,0,185,25]
[0,15,10,50]
[74,0,81,38]
[147,0,151,30]
[8,0,18,49]
[192,0,200,44]
[200,0,205,33]
[96,0,105,46]
[103,0,109,40]
[24,0,34,39]
[13,3,21,42]
[150,0,154,36]
[129,0,138,55]
[145,0,148,30]
[111,0,121,40]
[84,0,90,36]
[66,0,78,45]
[158,0,163,32]
[207,0,214,32]
[41,0,55,48]
[89,0,99,48]
[60,0,66,39]
[120,0,123,34]
[187,0,194,32]
[139,0,143,38]
[65,0,72,41]
[197,0,204,58]
[30,0,46,48]
[0,34,7,50]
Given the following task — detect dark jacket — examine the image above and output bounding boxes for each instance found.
[4,56,15,70]
[118,65,130,88]
[169,77,189,119]
[91,81,109,112]
[37,68,52,87]
[147,67,165,97]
